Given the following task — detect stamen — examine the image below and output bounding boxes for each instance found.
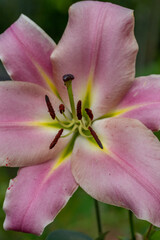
[88,126,103,149]
[50,129,64,149]
[59,104,65,114]
[55,117,75,128]
[77,100,82,120]
[63,74,74,84]
[78,125,92,138]
[85,108,94,120]
[61,125,78,138]
[45,95,55,120]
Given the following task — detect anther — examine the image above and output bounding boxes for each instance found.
[88,126,103,149]
[59,104,65,114]
[77,100,82,120]
[50,129,64,149]
[85,108,94,120]
[63,74,74,84]
[45,95,56,120]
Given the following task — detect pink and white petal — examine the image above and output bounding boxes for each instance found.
[0,15,58,94]
[0,81,65,167]
[51,1,138,116]
[71,118,160,227]
[3,157,78,235]
[110,75,160,131]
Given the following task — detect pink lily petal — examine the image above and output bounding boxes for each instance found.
[0,15,58,94]
[3,158,78,235]
[71,118,160,227]
[0,81,65,167]
[109,75,160,131]
[51,1,138,116]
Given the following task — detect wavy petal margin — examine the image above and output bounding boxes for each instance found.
[51,1,138,116]
[3,158,78,235]
[110,75,160,131]
[72,118,160,227]
[0,15,60,96]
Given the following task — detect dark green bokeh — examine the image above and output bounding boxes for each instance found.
[0,0,160,239]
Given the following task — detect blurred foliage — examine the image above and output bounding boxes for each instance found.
[150,231,160,240]
[0,0,160,240]
[46,229,93,240]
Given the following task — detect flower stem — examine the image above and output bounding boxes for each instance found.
[144,224,153,240]
[128,210,136,240]
[94,199,102,237]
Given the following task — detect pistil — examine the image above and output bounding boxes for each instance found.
[63,74,76,120]
[45,74,104,150]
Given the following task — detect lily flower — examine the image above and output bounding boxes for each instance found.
[1,1,160,236]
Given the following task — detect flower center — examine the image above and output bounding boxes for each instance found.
[45,74,103,150]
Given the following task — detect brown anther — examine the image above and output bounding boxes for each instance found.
[88,126,103,149]
[45,95,55,120]
[63,74,74,83]
[85,108,94,120]
[77,100,82,120]
[50,129,64,149]
[59,104,65,114]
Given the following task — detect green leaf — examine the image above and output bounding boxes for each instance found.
[46,230,93,240]
[150,231,160,240]
[154,131,160,141]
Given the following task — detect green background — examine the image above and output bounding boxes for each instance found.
[0,0,160,239]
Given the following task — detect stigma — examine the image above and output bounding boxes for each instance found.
[63,74,74,85]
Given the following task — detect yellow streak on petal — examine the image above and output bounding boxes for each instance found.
[53,154,70,171]
[46,138,110,181]
[0,121,61,130]
[27,121,60,129]
[32,60,62,100]
[87,138,118,160]
[43,152,71,184]
[43,133,78,182]
[106,107,135,117]
[82,71,93,111]
[102,146,111,155]
[87,135,110,155]
[96,103,151,120]
[0,121,54,127]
